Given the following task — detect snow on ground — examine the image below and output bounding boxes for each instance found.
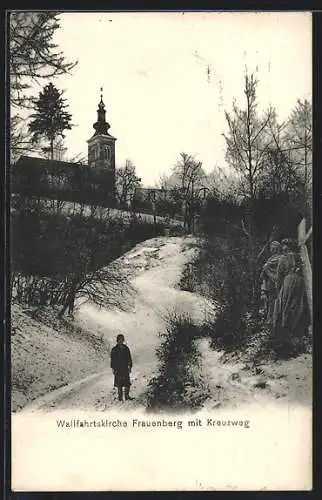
[74,236,215,351]
[15,234,312,414]
[197,338,312,411]
[20,235,217,412]
[11,305,109,412]
[33,197,184,227]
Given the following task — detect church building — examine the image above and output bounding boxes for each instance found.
[87,91,116,174]
[12,92,117,207]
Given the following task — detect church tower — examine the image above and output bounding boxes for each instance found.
[87,90,116,202]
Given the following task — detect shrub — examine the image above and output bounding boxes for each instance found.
[127,220,165,244]
[168,224,185,236]
[145,314,210,412]
[178,224,266,354]
[11,198,166,314]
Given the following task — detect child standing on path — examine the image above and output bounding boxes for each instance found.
[110,334,133,402]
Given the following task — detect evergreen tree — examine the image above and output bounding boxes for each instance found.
[28,83,73,160]
[10,12,76,109]
[9,12,76,162]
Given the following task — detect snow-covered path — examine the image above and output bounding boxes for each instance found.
[20,235,312,414]
[22,236,216,413]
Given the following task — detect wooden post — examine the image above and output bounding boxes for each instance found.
[298,218,313,322]
[151,190,156,235]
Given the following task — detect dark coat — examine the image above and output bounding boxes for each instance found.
[110,344,133,388]
[272,251,309,338]
[260,254,281,324]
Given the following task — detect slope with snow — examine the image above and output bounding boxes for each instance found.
[11,305,109,412]
[14,234,311,414]
[21,235,216,412]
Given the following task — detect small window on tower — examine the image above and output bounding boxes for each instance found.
[95,145,100,159]
[103,145,111,161]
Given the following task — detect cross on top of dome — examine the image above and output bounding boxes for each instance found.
[93,86,111,136]
[98,86,105,109]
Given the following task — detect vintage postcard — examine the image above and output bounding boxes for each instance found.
[9,11,312,491]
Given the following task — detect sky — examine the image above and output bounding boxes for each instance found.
[49,11,312,186]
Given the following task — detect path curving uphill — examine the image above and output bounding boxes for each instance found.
[21,236,216,413]
[20,235,311,414]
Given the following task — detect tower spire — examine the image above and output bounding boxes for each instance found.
[93,87,110,136]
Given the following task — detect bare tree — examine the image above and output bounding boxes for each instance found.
[284,99,312,184]
[172,152,206,231]
[58,263,133,318]
[223,72,276,203]
[282,99,312,215]
[223,71,277,300]
[115,159,142,207]
[10,114,41,163]
[68,151,87,165]
[155,173,171,190]
[205,165,241,202]
[261,99,312,217]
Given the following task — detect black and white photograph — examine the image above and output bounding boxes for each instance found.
[9,11,312,491]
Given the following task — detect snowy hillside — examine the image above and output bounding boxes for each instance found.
[11,305,109,412]
[13,235,311,413]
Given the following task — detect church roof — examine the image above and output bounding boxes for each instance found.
[13,156,112,180]
[14,155,88,173]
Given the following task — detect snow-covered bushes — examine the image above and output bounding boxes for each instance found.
[11,199,166,316]
[145,313,210,412]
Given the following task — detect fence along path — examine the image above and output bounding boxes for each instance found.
[298,218,312,322]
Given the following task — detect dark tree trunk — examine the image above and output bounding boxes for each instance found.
[58,282,78,318]
[58,299,69,318]
[50,137,54,160]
